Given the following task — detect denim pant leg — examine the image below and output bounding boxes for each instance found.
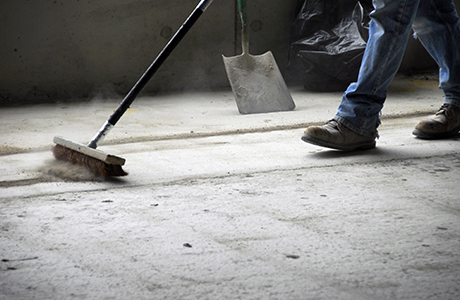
[335,0,421,137]
[413,0,460,107]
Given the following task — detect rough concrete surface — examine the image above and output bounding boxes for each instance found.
[1,75,460,299]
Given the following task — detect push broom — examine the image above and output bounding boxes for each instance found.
[53,0,214,177]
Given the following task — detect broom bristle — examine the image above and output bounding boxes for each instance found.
[52,144,128,177]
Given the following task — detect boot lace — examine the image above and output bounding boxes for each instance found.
[436,104,460,122]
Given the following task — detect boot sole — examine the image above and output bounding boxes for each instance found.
[412,126,460,139]
[301,134,376,151]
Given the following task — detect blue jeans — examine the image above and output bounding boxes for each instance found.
[334,0,460,137]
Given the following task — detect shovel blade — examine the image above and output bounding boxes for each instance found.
[222,51,295,114]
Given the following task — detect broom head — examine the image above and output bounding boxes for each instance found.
[52,136,128,177]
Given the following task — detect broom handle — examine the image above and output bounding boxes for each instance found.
[88,0,214,149]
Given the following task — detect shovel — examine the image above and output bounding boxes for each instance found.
[222,0,295,114]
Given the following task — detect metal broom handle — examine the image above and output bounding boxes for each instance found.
[88,0,214,149]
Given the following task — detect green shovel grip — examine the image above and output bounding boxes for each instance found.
[238,0,249,54]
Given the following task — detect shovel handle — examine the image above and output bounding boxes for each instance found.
[238,0,249,55]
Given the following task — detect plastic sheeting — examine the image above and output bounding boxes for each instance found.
[287,0,373,91]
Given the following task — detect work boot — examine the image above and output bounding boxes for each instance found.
[413,104,460,139]
[301,120,376,151]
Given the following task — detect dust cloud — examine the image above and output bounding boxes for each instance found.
[38,159,105,182]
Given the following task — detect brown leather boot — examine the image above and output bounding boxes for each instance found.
[413,104,460,139]
[302,120,376,151]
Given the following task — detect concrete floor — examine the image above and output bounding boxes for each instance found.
[1,75,460,300]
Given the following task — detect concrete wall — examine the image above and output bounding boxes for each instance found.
[0,0,297,104]
[1,0,455,104]
[0,0,232,103]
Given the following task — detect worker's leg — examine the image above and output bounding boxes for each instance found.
[413,0,460,107]
[334,0,421,137]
